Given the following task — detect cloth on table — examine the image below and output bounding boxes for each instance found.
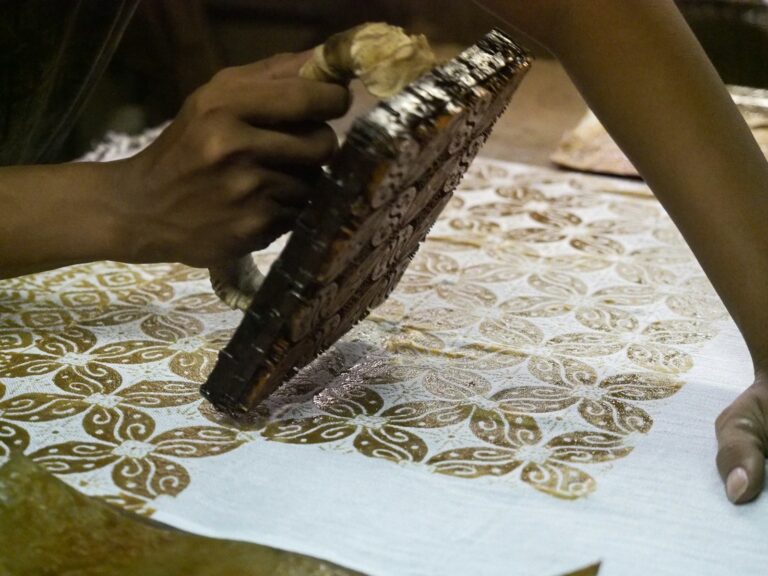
[0,130,765,575]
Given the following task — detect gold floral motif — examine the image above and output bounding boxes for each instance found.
[446,215,503,238]
[0,374,200,426]
[665,276,728,321]
[82,281,216,342]
[399,251,521,308]
[464,185,600,229]
[167,328,234,383]
[429,420,631,499]
[501,275,658,333]
[457,160,511,190]
[385,330,528,382]
[504,225,625,257]
[504,357,682,434]
[551,331,618,358]
[479,314,544,349]
[483,243,606,276]
[488,196,648,257]
[366,297,407,324]
[5,262,140,323]
[0,382,31,458]
[598,246,689,287]
[422,371,544,439]
[0,326,173,379]
[398,307,479,333]
[0,326,33,351]
[262,387,465,463]
[30,408,244,499]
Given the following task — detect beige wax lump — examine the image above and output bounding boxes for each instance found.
[300,22,436,98]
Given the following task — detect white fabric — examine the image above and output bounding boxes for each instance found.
[1,136,765,575]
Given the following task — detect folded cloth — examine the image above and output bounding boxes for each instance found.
[0,131,765,575]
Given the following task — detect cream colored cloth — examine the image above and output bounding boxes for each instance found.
[1,131,765,575]
[552,85,768,177]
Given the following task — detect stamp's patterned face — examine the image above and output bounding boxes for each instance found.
[202,30,534,413]
[0,153,726,508]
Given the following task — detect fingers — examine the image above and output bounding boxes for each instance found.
[221,165,314,207]
[190,109,338,170]
[235,202,301,253]
[239,50,315,79]
[249,78,352,123]
[715,385,768,504]
[195,73,351,124]
[238,123,339,167]
[257,169,316,208]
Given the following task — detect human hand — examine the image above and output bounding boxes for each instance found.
[107,52,350,267]
[716,367,768,503]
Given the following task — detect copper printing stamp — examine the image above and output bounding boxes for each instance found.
[202,29,532,414]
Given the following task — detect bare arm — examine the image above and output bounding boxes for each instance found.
[0,162,123,278]
[0,52,348,279]
[475,0,768,503]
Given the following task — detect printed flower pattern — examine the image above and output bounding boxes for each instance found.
[82,282,228,342]
[399,251,521,308]
[499,272,658,333]
[0,382,30,459]
[263,386,467,463]
[30,409,243,499]
[428,415,631,499]
[0,370,200,428]
[505,356,682,435]
[0,326,173,380]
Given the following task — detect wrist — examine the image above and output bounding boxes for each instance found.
[85,158,142,264]
[754,360,768,383]
[98,153,171,265]
[749,329,768,380]
[65,160,131,264]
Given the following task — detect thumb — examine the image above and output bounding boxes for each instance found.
[715,385,767,504]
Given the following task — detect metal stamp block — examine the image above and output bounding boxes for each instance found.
[201,29,532,415]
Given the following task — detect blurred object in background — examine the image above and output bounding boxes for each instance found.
[62,0,768,159]
[67,0,221,157]
[61,0,512,158]
[677,0,768,87]
[0,0,139,165]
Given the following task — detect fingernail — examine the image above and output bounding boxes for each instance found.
[726,467,749,503]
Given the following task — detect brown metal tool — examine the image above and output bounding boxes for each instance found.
[202,29,532,415]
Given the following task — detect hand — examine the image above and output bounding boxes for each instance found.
[715,368,768,503]
[107,52,350,267]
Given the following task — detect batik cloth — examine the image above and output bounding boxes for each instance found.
[0,131,765,576]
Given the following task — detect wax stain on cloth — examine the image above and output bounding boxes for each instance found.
[0,453,362,576]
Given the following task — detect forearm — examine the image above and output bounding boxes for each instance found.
[481,0,768,366]
[0,161,125,278]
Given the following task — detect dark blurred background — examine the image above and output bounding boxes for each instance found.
[66,0,768,158]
